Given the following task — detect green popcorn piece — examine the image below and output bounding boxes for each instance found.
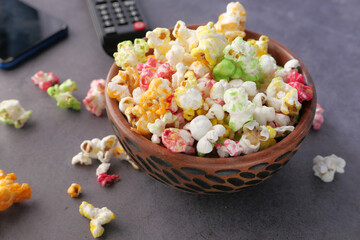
[0,99,32,128]
[223,88,256,131]
[213,58,243,81]
[113,39,149,70]
[223,37,261,83]
[47,79,81,111]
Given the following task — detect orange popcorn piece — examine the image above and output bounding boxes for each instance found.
[67,183,82,198]
[0,170,32,211]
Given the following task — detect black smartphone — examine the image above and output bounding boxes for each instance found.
[0,0,68,69]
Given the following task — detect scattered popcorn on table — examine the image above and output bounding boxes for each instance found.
[79,201,115,238]
[106,2,314,157]
[83,79,106,117]
[47,79,81,110]
[0,99,32,128]
[313,154,345,182]
[31,70,59,91]
[313,103,324,130]
[97,173,120,187]
[67,183,82,198]
[0,170,32,211]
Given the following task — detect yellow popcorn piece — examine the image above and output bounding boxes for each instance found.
[0,170,32,211]
[79,201,115,238]
[107,67,140,101]
[260,126,277,150]
[281,89,302,116]
[191,22,228,67]
[172,20,198,52]
[215,2,247,42]
[247,35,269,58]
[67,183,82,198]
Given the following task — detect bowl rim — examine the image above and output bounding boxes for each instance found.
[105,27,316,169]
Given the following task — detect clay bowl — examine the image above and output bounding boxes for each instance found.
[105,26,316,194]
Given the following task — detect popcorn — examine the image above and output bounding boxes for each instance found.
[266,77,301,116]
[196,124,226,155]
[119,97,135,113]
[288,81,313,103]
[275,59,300,80]
[107,67,140,101]
[259,126,277,150]
[259,54,277,87]
[172,20,198,53]
[79,201,115,238]
[313,154,345,182]
[214,1,247,42]
[174,76,203,121]
[0,99,32,128]
[113,39,149,69]
[223,139,243,157]
[189,60,210,78]
[161,128,194,153]
[148,111,177,143]
[197,73,217,99]
[171,63,188,89]
[96,163,111,176]
[273,126,295,137]
[191,22,228,67]
[247,35,269,58]
[239,121,269,154]
[286,70,306,84]
[67,183,82,198]
[47,79,81,110]
[313,103,324,130]
[205,103,225,120]
[223,37,261,82]
[223,87,256,131]
[184,115,213,141]
[146,28,171,62]
[83,79,106,117]
[31,70,59,91]
[166,41,196,67]
[209,79,231,104]
[212,58,243,81]
[97,173,120,187]
[0,170,32,211]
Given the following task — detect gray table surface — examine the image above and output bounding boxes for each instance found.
[1,0,359,239]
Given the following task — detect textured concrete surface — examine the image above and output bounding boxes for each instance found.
[0,0,359,239]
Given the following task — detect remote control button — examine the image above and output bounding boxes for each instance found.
[128,5,136,11]
[100,9,108,15]
[132,16,141,22]
[96,4,107,10]
[114,7,122,13]
[133,21,146,31]
[130,10,138,16]
[112,2,120,7]
[104,20,112,27]
[104,26,116,35]
[119,18,127,25]
[102,15,110,21]
[116,13,124,18]
[123,0,135,7]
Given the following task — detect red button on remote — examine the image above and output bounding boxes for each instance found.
[133,21,146,31]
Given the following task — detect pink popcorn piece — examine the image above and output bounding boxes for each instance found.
[288,81,313,103]
[156,62,174,80]
[161,128,194,153]
[31,70,59,91]
[83,79,106,117]
[224,139,243,156]
[97,173,120,187]
[313,103,324,130]
[286,71,306,84]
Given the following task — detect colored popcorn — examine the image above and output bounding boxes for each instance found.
[313,103,324,130]
[31,70,59,91]
[97,173,120,187]
[79,201,115,238]
[83,79,106,117]
[0,99,32,128]
[106,2,314,158]
[67,183,82,198]
[47,79,81,110]
[0,170,32,211]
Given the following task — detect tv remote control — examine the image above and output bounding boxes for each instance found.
[87,0,149,56]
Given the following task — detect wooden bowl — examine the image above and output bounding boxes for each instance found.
[105,26,316,194]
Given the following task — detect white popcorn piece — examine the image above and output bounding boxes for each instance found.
[166,41,195,68]
[0,99,32,128]
[241,81,257,97]
[252,93,267,107]
[206,103,225,120]
[72,152,92,165]
[239,121,269,155]
[96,163,111,176]
[171,63,188,89]
[172,20,199,53]
[210,79,231,103]
[79,201,116,238]
[274,59,300,80]
[119,97,135,113]
[184,115,213,141]
[146,28,171,62]
[196,124,226,155]
[131,87,144,104]
[313,154,346,182]
[253,105,275,126]
[259,54,277,88]
[189,60,210,78]
[273,126,295,137]
[107,82,131,100]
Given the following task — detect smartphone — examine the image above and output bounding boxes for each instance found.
[0,0,68,69]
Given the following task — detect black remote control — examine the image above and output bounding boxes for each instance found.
[87,0,149,56]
